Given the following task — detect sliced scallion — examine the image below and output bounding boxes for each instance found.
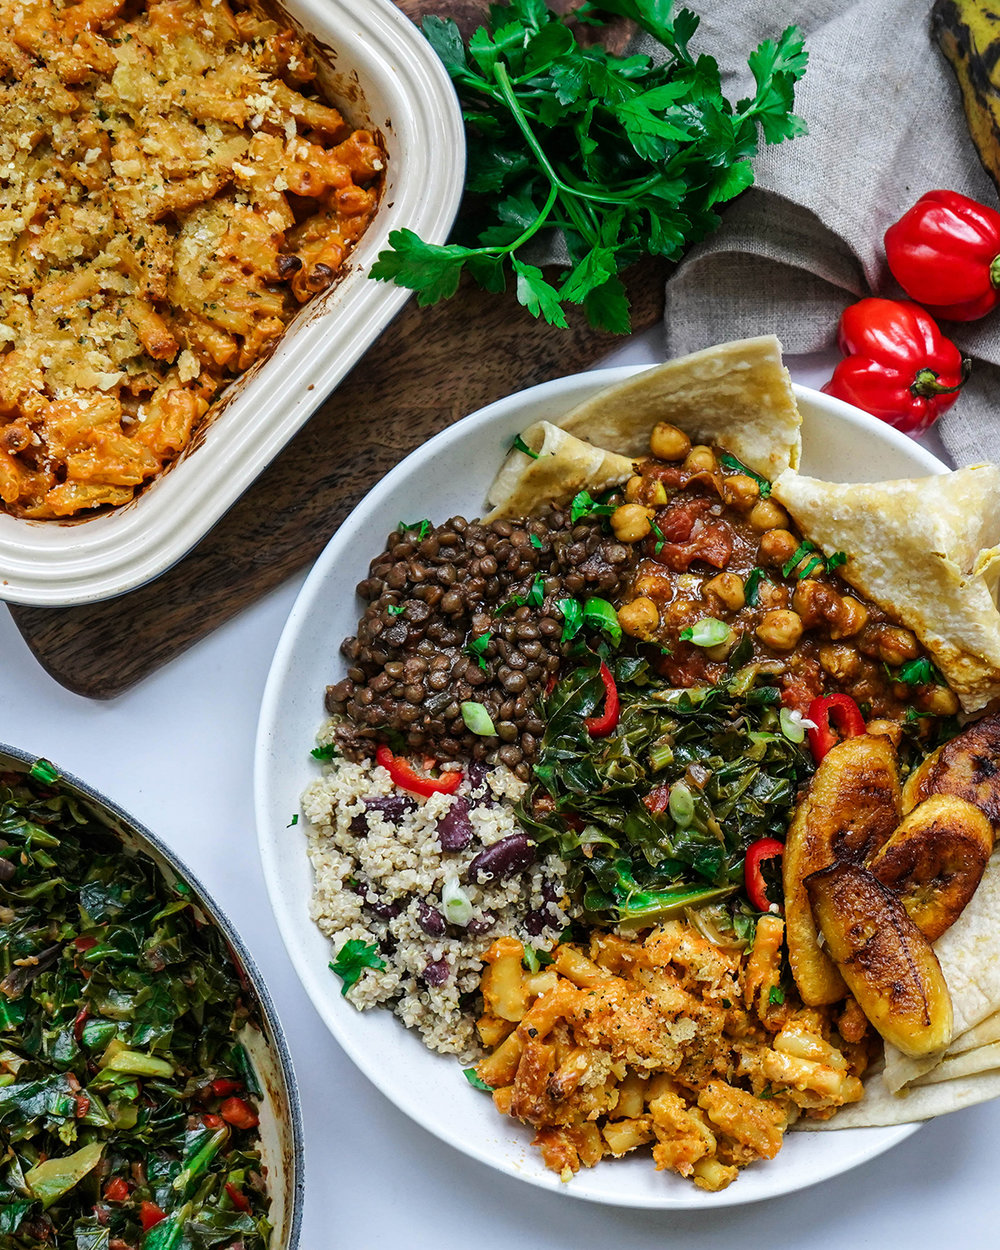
[460,702,496,736]
[779,706,816,744]
[668,782,695,827]
[679,617,731,648]
[442,876,474,926]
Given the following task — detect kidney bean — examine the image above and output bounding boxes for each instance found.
[364,895,401,921]
[467,833,535,883]
[467,911,497,937]
[349,794,416,833]
[524,906,559,937]
[416,902,445,936]
[436,797,473,851]
[421,959,449,986]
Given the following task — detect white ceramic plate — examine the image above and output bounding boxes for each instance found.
[0,0,464,606]
[255,368,945,1207]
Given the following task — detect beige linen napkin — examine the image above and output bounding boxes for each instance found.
[643,0,1000,468]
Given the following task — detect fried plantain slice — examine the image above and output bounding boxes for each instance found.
[869,794,994,942]
[806,863,953,1058]
[783,735,901,1006]
[902,711,1000,830]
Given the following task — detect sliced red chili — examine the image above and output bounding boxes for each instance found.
[375,745,462,798]
[220,1095,259,1130]
[73,935,98,952]
[72,1005,89,1044]
[104,1177,130,1203]
[210,1078,241,1097]
[745,837,785,912]
[140,1201,167,1232]
[584,662,620,738]
[225,1182,252,1213]
[807,693,866,762]
[202,1113,224,1129]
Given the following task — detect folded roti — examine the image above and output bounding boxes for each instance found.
[484,421,634,521]
[556,336,801,482]
[772,465,1000,712]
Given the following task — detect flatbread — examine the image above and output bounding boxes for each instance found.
[556,336,801,481]
[802,1062,1000,1129]
[772,465,1000,712]
[484,421,635,521]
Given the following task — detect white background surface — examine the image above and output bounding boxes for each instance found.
[0,334,977,1250]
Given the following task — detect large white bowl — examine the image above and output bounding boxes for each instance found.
[255,368,945,1208]
[0,0,465,606]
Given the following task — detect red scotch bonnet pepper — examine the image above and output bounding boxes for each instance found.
[822,298,969,435]
[885,189,1000,321]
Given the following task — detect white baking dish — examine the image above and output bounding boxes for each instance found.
[0,0,465,607]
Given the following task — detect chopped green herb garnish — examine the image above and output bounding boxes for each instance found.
[797,555,824,580]
[825,550,847,573]
[768,985,785,1005]
[570,489,616,523]
[464,632,492,670]
[522,946,554,973]
[528,574,546,607]
[718,452,772,498]
[529,533,544,549]
[744,567,769,606]
[558,597,584,643]
[311,743,338,760]
[463,1067,494,1091]
[387,603,406,616]
[287,813,299,827]
[782,539,815,578]
[896,657,943,686]
[330,939,386,995]
[496,594,526,614]
[582,597,622,647]
[512,433,540,460]
[649,518,665,555]
[398,518,431,541]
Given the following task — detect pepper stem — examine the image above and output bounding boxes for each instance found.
[910,357,972,399]
[991,253,1000,290]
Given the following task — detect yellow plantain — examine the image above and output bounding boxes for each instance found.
[783,734,901,1006]
[806,863,953,1058]
[902,710,1000,829]
[870,793,994,941]
[932,0,1000,194]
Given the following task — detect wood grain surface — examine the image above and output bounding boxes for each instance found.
[9,1,664,700]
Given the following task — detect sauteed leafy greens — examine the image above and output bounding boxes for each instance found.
[0,771,271,1248]
[518,642,815,927]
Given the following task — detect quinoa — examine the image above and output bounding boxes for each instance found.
[302,733,576,1062]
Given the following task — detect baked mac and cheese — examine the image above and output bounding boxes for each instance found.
[0,0,384,517]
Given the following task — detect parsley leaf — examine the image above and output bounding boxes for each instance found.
[528,573,546,606]
[463,1067,494,1091]
[311,743,338,761]
[896,657,943,687]
[464,632,492,670]
[570,489,616,522]
[330,940,386,995]
[398,518,431,540]
[371,7,807,332]
[718,451,772,498]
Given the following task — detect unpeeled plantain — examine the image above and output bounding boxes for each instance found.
[932,0,1000,194]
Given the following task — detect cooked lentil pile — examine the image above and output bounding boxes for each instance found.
[327,511,630,777]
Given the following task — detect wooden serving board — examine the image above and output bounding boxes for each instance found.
[9,2,663,700]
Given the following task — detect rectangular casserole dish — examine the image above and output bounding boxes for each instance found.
[0,0,465,606]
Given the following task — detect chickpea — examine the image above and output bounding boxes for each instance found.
[624,475,645,503]
[634,573,672,598]
[757,581,790,611]
[758,528,800,568]
[819,642,862,682]
[756,609,804,652]
[722,473,761,510]
[661,596,699,626]
[876,625,920,666]
[617,597,660,640]
[866,718,904,748]
[749,499,790,532]
[683,444,717,474]
[610,503,652,543]
[703,571,745,613]
[920,685,960,717]
[649,422,691,461]
[829,596,868,640]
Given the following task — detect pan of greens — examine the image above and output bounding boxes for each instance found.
[0,746,302,1249]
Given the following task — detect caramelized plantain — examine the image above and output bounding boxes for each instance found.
[783,735,900,1006]
[902,711,1000,830]
[869,794,994,941]
[806,863,953,1058]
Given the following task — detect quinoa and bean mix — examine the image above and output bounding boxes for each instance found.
[303,419,955,1189]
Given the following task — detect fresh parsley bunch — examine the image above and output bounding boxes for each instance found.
[370,0,808,333]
